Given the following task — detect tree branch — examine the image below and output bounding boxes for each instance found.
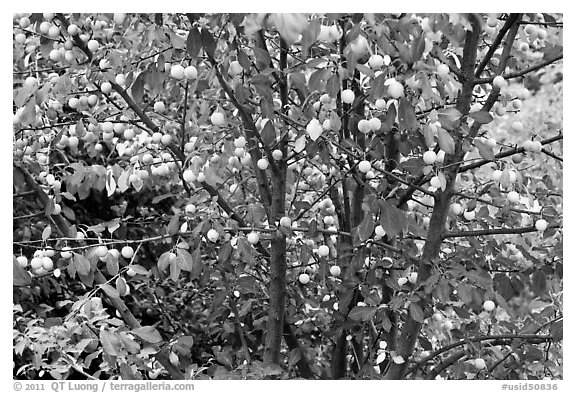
[459,133,562,172]
[475,53,563,85]
[424,350,467,380]
[205,55,274,220]
[407,334,554,377]
[475,14,518,78]
[443,224,560,239]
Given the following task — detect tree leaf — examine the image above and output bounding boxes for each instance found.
[550,320,563,342]
[200,28,216,57]
[105,167,116,197]
[157,251,171,272]
[253,47,271,70]
[379,199,408,238]
[176,248,193,272]
[437,108,461,130]
[100,283,120,299]
[131,71,146,104]
[437,128,455,154]
[74,253,91,276]
[13,257,31,287]
[531,270,547,297]
[131,326,163,344]
[261,118,277,147]
[411,34,426,64]
[469,110,493,124]
[409,302,424,323]
[474,139,495,161]
[186,27,202,59]
[42,225,52,241]
[357,214,375,242]
[288,349,302,367]
[104,254,119,276]
[100,330,121,356]
[348,306,377,322]
[398,98,419,132]
[191,246,203,279]
[237,48,251,71]
[117,169,131,193]
[128,264,149,276]
[167,212,181,236]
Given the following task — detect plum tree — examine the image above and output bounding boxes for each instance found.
[12,12,563,381]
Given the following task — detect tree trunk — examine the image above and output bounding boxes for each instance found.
[383,14,485,379]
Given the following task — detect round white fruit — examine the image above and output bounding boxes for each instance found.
[210,112,225,126]
[388,82,404,98]
[423,150,437,165]
[121,246,134,259]
[247,231,259,244]
[341,89,355,104]
[368,54,384,69]
[451,203,463,215]
[207,229,219,242]
[182,169,197,183]
[437,63,449,76]
[358,160,371,173]
[375,225,386,237]
[318,245,330,257]
[279,216,292,228]
[463,210,476,221]
[535,219,548,232]
[473,358,486,370]
[483,300,495,312]
[299,273,310,284]
[507,191,520,204]
[375,98,387,110]
[257,158,269,170]
[184,66,198,79]
[492,75,507,89]
[330,265,341,277]
[170,64,185,79]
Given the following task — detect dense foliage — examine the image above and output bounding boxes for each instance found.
[13,13,562,380]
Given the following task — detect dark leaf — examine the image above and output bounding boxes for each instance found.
[167,212,181,236]
[379,199,408,238]
[357,214,375,242]
[200,28,216,57]
[348,306,377,322]
[531,270,547,297]
[418,336,433,351]
[549,320,563,342]
[186,27,202,59]
[237,49,251,71]
[409,302,424,323]
[326,73,340,98]
[469,110,493,125]
[398,98,419,132]
[288,349,302,367]
[253,47,271,70]
[411,34,426,64]
[131,71,146,104]
[190,246,202,278]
